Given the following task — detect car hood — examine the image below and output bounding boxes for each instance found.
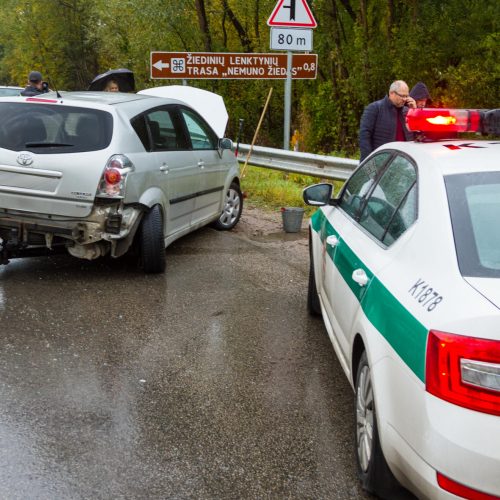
[138,85,228,137]
[464,277,500,310]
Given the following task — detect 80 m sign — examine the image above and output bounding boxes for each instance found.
[270,28,313,51]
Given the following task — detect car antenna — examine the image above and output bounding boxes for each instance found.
[47,77,62,99]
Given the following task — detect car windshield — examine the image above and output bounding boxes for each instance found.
[446,171,500,278]
[0,102,113,154]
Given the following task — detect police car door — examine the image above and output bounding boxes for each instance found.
[322,152,417,360]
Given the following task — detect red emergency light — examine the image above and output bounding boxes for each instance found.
[406,108,481,133]
[407,108,500,136]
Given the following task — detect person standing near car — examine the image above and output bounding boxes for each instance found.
[20,71,49,97]
[359,80,416,161]
[104,79,120,92]
[409,81,432,108]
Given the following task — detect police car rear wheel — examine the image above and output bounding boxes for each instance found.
[355,351,401,498]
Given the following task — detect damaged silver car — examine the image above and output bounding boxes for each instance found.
[0,89,242,273]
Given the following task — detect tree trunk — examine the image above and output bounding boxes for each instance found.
[221,0,253,52]
[194,0,212,52]
[254,0,260,40]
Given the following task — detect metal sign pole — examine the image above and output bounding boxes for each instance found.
[284,51,292,150]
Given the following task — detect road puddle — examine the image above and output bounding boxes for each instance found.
[247,230,307,243]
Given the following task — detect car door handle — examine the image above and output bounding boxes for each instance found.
[352,268,369,287]
[159,165,169,173]
[197,161,205,169]
[326,235,339,247]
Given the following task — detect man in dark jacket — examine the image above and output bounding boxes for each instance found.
[359,80,416,161]
[20,71,49,97]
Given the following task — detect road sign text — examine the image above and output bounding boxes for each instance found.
[270,28,313,51]
[151,52,317,79]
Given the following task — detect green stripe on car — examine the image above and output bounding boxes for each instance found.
[311,210,428,381]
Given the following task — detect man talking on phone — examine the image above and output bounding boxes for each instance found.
[20,71,49,97]
[359,80,416,161]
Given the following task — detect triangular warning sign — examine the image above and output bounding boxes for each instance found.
[267,0,317,28]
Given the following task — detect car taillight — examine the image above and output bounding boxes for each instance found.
[406,108,482,133]
[25,97,58,103]
[426,330,500,416]
[437,473,500,500]
[96,154,134,199]
[104,168,122,185]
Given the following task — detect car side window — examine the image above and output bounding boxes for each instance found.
[131,115,150,150]
[358,154,417,245]
[145,109,183,151]
[339,152,391,219]
[180,108,217,150]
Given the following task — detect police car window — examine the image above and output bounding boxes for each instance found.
[339,152,391,219]
[358,154,417,244]
[446,172,500,278]
[383,183,417,245]
[180,108,217,150]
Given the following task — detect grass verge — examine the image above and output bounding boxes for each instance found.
[240,165,344,216]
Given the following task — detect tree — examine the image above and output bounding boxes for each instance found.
[0,0,497,153]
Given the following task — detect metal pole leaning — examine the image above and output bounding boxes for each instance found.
[241,87,273,178]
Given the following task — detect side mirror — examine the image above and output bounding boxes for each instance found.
[219,138,233,150]
[303,183,333,206]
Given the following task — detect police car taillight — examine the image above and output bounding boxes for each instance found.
[96,154,135,199]
[426,330,500,416]
[437,472,500,500]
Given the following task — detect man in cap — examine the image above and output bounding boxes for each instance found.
[409,82,432,108]
[20,71,49,97]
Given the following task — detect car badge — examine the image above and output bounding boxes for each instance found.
[17,152,34,167]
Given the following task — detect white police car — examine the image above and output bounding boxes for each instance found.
[304,108,500,499]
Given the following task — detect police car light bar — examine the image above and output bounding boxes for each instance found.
[406,108,500,135]
[406,108,480,133]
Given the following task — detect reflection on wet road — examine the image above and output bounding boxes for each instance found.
[0,227,369,499]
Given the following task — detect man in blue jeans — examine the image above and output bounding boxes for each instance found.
[359,80,416,161]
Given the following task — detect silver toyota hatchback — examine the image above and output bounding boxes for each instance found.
[0,90,242,273]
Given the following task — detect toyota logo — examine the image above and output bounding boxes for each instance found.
[17,152,34,167]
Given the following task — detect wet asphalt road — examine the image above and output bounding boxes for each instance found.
[0,226,371,500]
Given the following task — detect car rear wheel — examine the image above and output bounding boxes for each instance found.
[355,351,403,498]
[212,182,242,230]
[307,234,321,316]
[139,205,166,274]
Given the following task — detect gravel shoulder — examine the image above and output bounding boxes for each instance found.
[231,203,310,269]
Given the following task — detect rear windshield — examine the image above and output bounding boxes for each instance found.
[445,172,500,278]
[0,102,113,153]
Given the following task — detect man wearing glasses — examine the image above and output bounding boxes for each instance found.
[359,80,416,161]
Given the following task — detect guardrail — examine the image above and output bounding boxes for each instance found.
[236,144,359,181]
